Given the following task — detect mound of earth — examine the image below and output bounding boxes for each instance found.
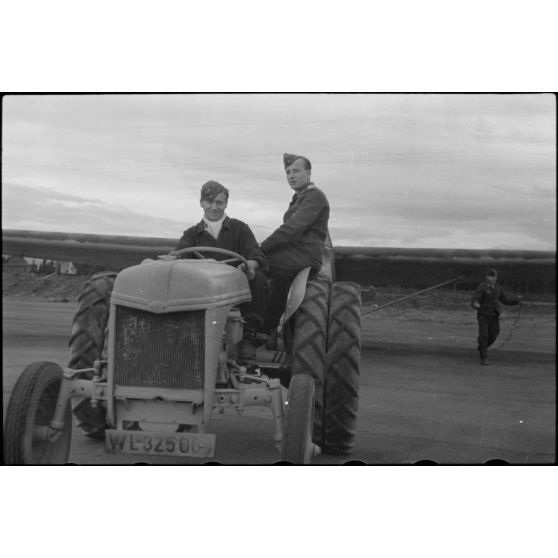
[370,286,554,315]
[3,271,554,313]
[2,272,89,302]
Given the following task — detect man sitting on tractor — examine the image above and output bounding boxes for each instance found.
[173,180,268,357]
[260,153,331,333]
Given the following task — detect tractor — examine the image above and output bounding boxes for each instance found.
[3,245,361,464]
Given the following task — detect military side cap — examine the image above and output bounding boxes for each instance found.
[283,153,303,168]
[283,152,311,170]
[200,180,229,200]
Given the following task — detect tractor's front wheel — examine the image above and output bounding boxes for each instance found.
[280,374,316,464]
[3,361,72,464]
[68,271,116,438]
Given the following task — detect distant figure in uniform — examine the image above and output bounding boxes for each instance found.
[173,181,268,353]
[260,153,330,333]
[471,268,521,366]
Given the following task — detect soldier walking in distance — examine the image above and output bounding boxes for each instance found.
[471,268,521,366]
[260,153,330,333]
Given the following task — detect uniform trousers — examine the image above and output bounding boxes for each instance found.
[477,314,500,360]
[239,270,269,332]
[261,252,319,335]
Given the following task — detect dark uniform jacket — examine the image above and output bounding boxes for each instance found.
[260,183,329,270]
[471,282,519,317]
[175,217,267,271]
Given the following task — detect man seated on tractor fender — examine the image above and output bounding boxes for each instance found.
[173,181,269,356]
[260,153,330,333]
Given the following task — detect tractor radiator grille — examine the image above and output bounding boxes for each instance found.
[114,306,205,389]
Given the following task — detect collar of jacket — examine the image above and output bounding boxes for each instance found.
[195,216,231,233]
[291,182,315,202]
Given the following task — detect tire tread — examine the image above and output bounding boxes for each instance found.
[68,272,116,437]
[281,374,315,464]
[3,361,70,464]
[323,282,361,454]
[291,278,330,444]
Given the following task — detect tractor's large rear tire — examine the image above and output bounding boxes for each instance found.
[291,278,330,445]
[68,271,116,438]
[323,282,361,454]
[280,374,316,464]
[3,361,72,464]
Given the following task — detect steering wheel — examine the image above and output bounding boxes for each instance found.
[169,246,248,267]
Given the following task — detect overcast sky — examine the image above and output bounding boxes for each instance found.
[2,93,555,250]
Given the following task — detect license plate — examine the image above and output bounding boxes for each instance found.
[105,429,215,458]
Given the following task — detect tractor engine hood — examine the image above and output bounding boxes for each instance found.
[111,259,251,313]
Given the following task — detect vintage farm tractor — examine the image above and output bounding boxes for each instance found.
[3,246,361,464]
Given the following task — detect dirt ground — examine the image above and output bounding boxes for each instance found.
[2,272,556,464]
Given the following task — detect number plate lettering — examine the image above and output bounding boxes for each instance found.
[105,430,215,458]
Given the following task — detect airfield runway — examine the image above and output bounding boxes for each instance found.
[2,296,555,464]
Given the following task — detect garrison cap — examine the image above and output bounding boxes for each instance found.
[486,268,498,277]
[283,153,311,170]
[200,180,229,201]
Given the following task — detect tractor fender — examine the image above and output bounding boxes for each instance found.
[278,267,311,330]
